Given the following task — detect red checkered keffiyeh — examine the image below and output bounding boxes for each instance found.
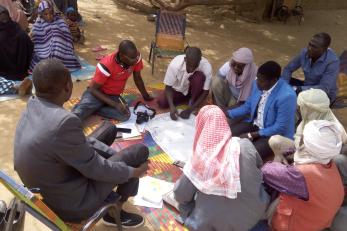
[183,105,241,199]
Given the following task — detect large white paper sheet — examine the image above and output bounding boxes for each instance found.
[145,112,195,162]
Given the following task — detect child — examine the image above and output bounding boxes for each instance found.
[65,7,84,44]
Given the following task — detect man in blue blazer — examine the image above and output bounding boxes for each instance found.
[227,61,297,160]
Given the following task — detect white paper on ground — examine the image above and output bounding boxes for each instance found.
[133,176,174,208]
[117,107,148,136]
[116,107,141,139]
[117,123,141,139]
[145,112,195,162]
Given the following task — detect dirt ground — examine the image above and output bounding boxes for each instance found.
[0,0,346,230]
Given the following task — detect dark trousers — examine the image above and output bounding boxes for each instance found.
[157,71,206,108]
[289,78,305,87]
[90,124,149,202]
[230,122,274,160]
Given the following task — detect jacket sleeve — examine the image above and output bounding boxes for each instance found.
[282,52,302,82]
[259,92,297,137]
[53,115,134,184]
[227,81,255,119]
[174,174,197,205]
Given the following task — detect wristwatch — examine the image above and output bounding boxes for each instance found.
[247,133,253,140]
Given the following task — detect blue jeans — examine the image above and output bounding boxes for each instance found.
[72,89,130,122]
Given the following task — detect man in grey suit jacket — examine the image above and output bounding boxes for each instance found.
[14,58,149,229]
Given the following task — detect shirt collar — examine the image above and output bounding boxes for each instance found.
[305,49,329,64]
[262,81,278,94]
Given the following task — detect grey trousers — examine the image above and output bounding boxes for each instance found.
[211,77,237,108]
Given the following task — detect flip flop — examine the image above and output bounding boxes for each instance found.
[4,198,25,231]
[95,54,106,61]
[92,45,107,52]
[0,200,7,231]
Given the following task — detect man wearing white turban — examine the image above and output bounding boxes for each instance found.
[212,47,257,109]
[269,88,347,163]
[262,120,345,231]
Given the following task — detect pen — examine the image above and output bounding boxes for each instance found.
[118,97,127,108]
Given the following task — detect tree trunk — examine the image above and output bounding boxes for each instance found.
[150,0,238,11]
[114,0,158,14]
[113,0,270,22]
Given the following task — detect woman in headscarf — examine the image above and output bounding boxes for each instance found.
[262,120,345,231]
[0,0,28,30]
[0,5,33,81]
[173,105,269,231]
[211,47,257,109]
[268,88,347,163]
[29,0,80,72]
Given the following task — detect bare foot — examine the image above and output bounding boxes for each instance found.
[18,78,33,97]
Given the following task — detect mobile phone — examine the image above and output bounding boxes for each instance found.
[173,160,185,168]
[117,127,131,133]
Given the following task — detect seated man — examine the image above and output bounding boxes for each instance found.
[211,47,257,109]
[157,47,212,120]
[72,40,153,122]
[14,58,149,228]
[269,89,347,162]
[262,120,344,231]
[282,32,339,102]
[227,61,297,160]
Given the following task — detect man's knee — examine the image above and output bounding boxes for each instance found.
[128,144,149,167]
[211,76,225,93]
[268,135,283,150]
[157,92,169,109]
[131,144,149,162]
[117,112,131,122]
[72,90,101,120]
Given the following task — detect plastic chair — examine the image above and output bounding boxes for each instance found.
[148,10,187,74]
[271,0,303,24]
[0,170,122,231]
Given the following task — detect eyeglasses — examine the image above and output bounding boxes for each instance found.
[122,52,141,64]
[230,61,246,70]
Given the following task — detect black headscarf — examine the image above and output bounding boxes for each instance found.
[0,5,34,80]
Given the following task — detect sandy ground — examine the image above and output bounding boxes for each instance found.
[0,0,346,230]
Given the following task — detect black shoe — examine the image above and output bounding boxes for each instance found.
[103,210,144,229]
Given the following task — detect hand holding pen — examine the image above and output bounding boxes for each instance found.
[117,97,131,116]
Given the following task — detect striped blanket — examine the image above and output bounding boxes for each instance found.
[29,16,81,71]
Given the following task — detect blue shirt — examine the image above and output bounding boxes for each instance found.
[282,48,339,101]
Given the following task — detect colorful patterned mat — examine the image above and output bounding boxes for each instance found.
[112,132,186,230]
[66,84,189,230]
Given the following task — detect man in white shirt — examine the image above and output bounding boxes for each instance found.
[157,47,212,120]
